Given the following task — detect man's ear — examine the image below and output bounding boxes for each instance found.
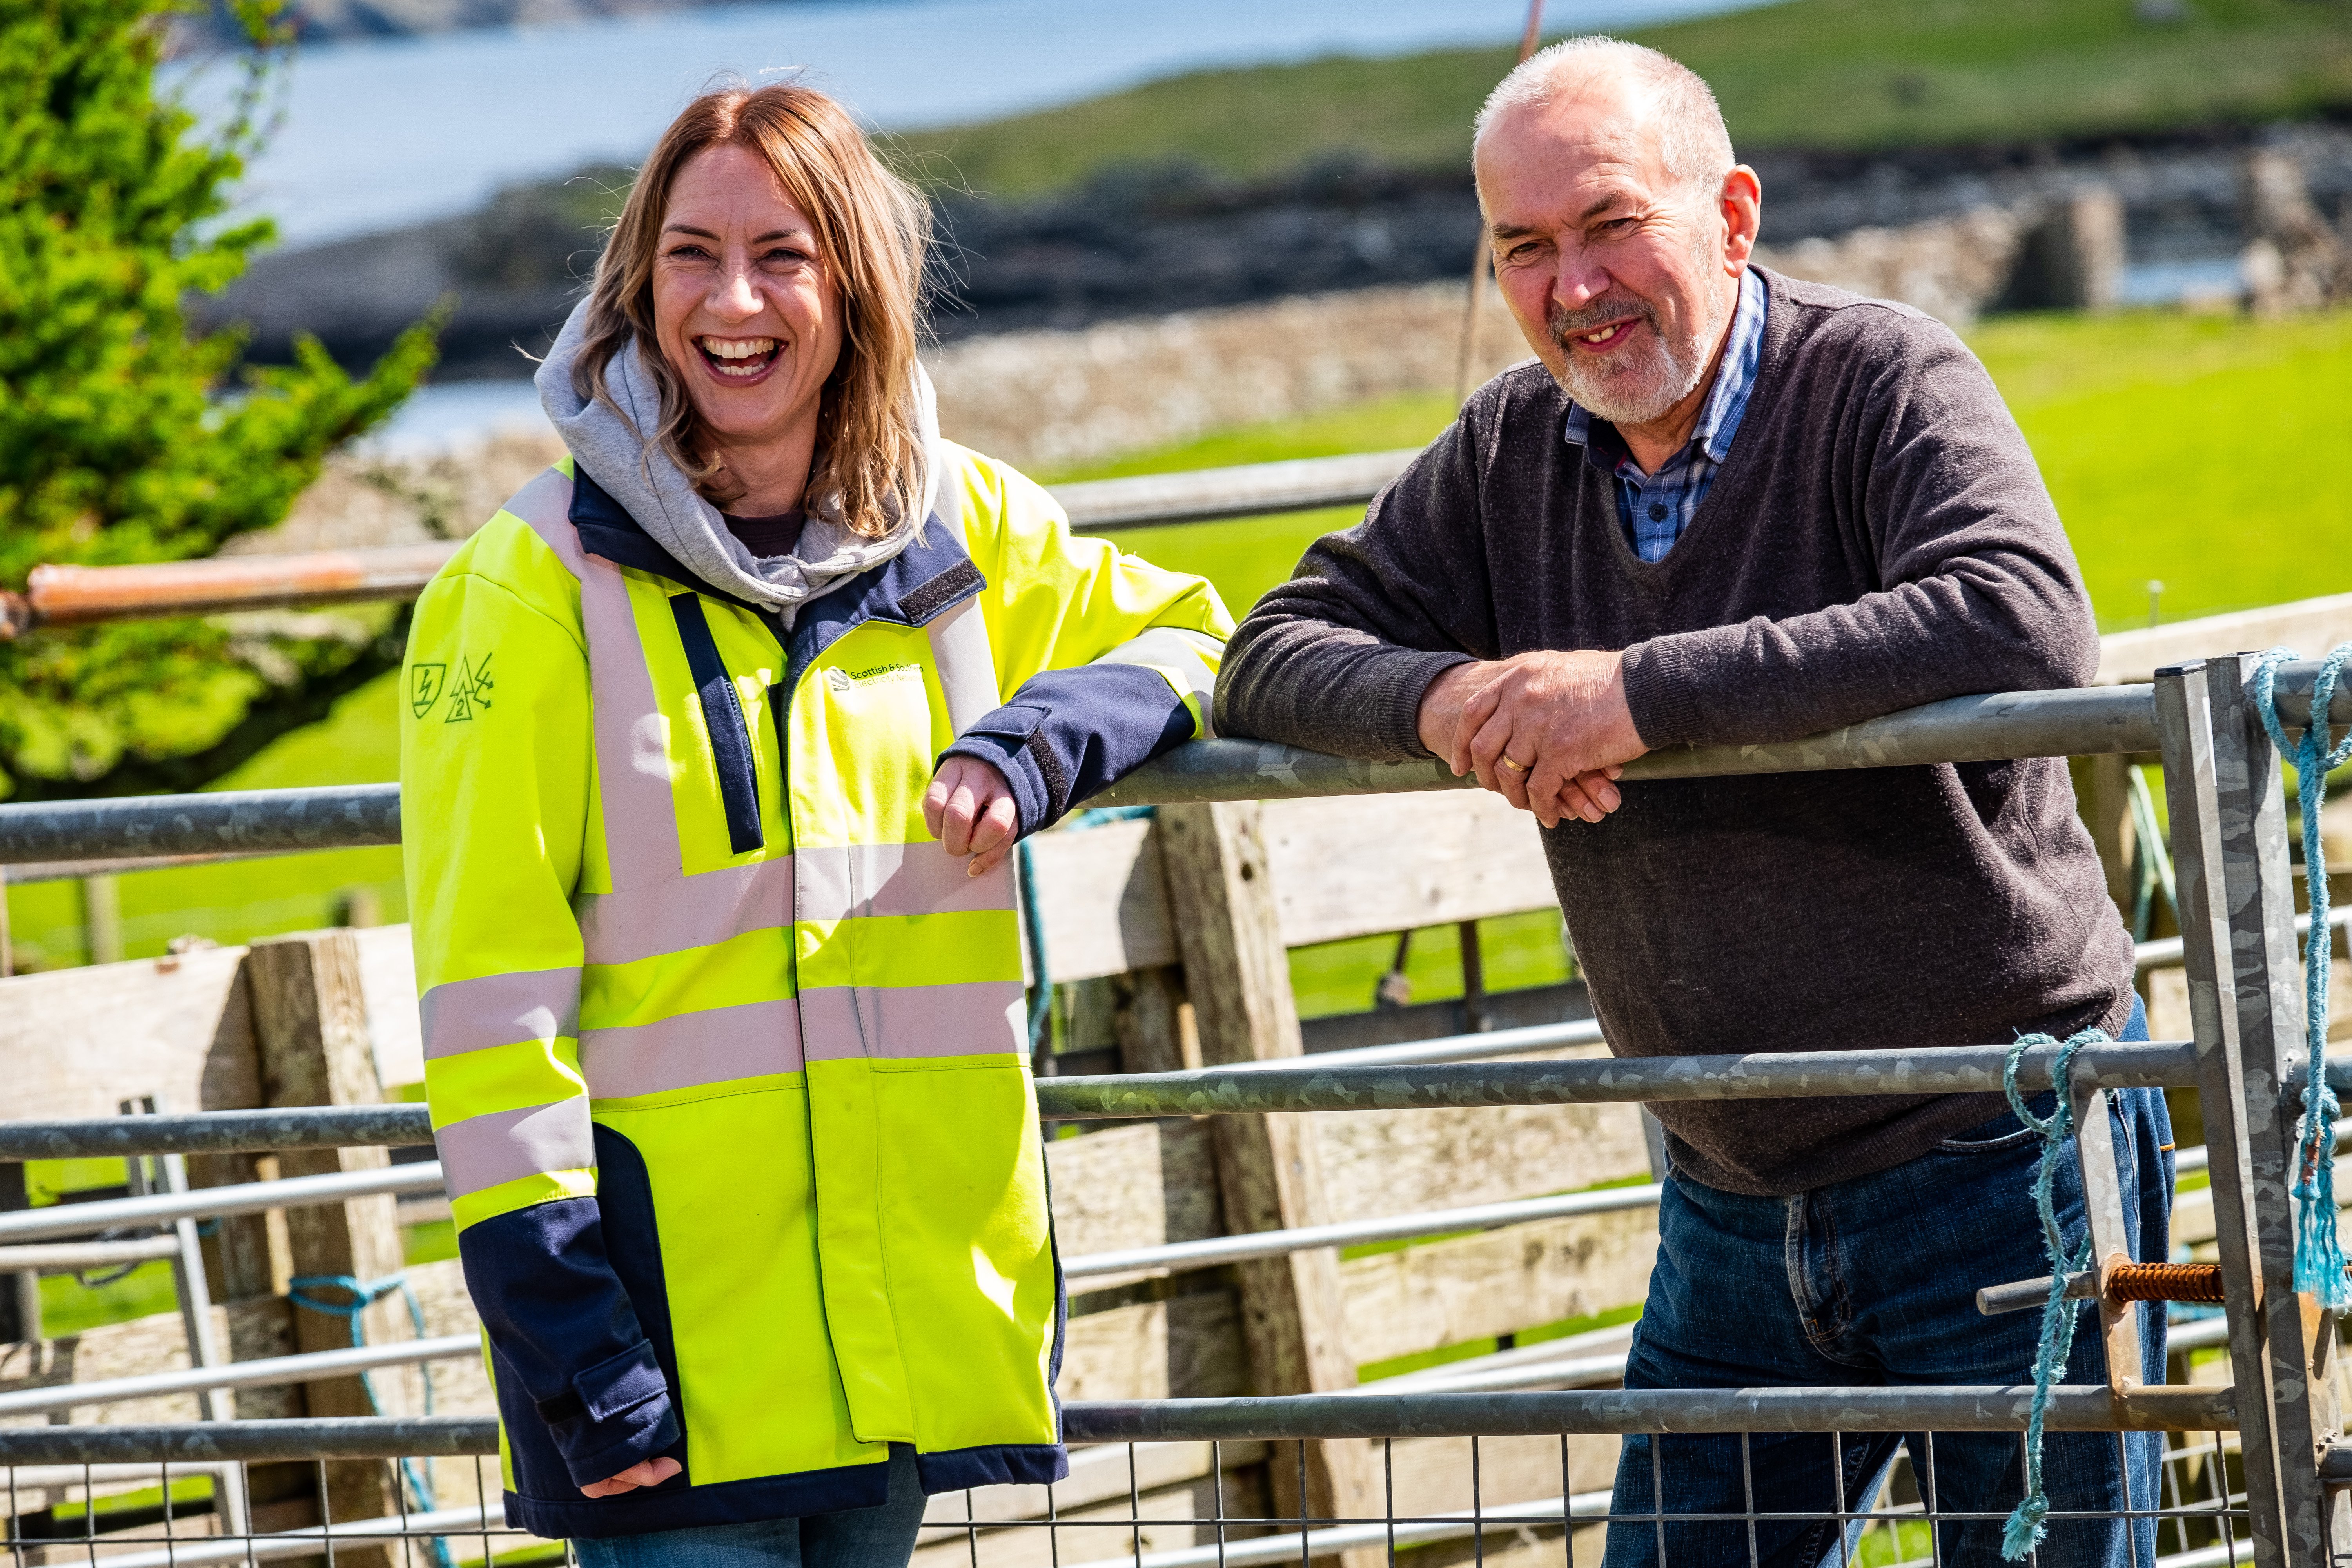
[1720,166,1763,273]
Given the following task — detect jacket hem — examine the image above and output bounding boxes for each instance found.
[916,1443,1069,1494]
[503,1458,893,1539]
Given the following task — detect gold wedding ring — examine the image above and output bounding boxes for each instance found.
[1498,754,1532,774]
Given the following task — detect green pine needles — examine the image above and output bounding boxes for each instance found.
[0,0,443,800]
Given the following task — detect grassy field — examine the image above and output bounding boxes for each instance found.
[7,306,2347,987]
[898,0,2352,200]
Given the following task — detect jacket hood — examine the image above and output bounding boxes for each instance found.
[535,297,941,622]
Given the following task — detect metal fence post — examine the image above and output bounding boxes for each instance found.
[2167,657,2339,1561]
[2158,659,2293,1559]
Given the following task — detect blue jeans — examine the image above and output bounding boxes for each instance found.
[1604,998,2171,1568]
[573,1450,928,1568]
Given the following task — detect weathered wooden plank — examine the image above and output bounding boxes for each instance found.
[916,1438,1271,1528]
[1312,1047,1650,1226]
[2094,591,2352,686]
[1262,793,1556,950]
[0,946,258,1121]
[353,924,423,1091]
[910,1466,1275,1568]
[249,932,407,1555]
[1383,1431,1622,1521]
[1339,1209,1659,1367]
[1158,800,1380,1561]
[1027,818,1178,983]
[1044,1121,1222,1262]
[1056,1290,1250,1403]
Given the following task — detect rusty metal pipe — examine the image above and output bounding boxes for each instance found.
[0,450,1429,638]
[11,543,460,633]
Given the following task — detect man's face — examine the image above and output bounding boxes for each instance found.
[1475,85,1753,429]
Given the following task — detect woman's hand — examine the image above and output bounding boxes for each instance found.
[925,756,1020,877]
[581,1457,682,1499]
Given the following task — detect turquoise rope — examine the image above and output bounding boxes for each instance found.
[2250,644,2352,1312]
[1999,1027,2106,1561]
[289,1272,454,1568]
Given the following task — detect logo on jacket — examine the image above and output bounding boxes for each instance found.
[445,653,495,722]
[410,655,495,721]
[410,664,446,718]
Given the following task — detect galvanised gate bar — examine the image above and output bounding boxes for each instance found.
[0,653,2346,1568]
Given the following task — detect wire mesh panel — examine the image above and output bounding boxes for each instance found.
[0,1423,2255,1568]
[2,1454,552,1568]
[901,1430,2253,1568]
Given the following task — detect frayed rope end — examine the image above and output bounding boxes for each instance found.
[2002,1496,2049,1561]
[2291,1187,2352,1310]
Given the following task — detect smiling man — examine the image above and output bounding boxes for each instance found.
[1214,37,2164,1568]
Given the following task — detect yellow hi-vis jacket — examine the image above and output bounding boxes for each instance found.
[401,444,1230,1538]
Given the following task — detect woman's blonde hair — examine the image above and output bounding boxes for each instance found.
[576,82,930,537]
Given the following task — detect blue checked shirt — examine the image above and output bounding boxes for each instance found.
[1563,267,1767,563]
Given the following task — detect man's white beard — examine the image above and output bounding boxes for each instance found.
[1548,254,1731,430]
[1552,297,1715,429]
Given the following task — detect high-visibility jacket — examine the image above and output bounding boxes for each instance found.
[401,443,1229,1539]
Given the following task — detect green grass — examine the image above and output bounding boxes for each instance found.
[405,1216,459,1267]
[898,0,2352,201]
[40,1259,183,1338]
[1357,1302,1643,1383]
[1290,908,1575,1022]
[1976,309,2352,632]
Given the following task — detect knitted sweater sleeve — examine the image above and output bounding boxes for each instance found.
[1619,309,2100,750]
[1212,414,1494,760]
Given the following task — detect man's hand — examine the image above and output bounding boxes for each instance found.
[581,1457,681,1499]
[1417,653,1647,828]
[924,755,1020,877]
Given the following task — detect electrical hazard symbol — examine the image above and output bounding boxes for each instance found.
[445,653,495,722]
[410,655,494,721]
[410,664,446,718]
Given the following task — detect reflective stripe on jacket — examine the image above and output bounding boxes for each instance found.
[401,443,1231,1538]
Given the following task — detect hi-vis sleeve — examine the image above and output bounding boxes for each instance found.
[402,543,680,1489]
[937,452,1234,833]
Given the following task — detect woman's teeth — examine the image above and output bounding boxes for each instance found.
[698,337,779,377]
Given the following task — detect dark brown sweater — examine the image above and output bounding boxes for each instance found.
[1213,269,2136,1196]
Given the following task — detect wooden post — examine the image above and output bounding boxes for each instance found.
[1110,966,1196,1076]
[0,1161,36,1344]
[1158,803,1381,1561]
[248,931,409,1558]
[82,874,123,965]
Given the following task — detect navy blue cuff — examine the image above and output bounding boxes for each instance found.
[942,665,1198,836]
[543,1340,682,1488]
[942,703,1056,837]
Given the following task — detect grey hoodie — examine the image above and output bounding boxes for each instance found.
[535,298,941,625]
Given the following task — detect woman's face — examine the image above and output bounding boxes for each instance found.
[651,143,844,460]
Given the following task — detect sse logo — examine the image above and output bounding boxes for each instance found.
[410,655,495,722]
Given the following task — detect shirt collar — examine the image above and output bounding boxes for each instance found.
[1561,266,1768,465]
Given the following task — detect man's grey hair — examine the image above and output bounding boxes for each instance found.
[1472,36,1735,194]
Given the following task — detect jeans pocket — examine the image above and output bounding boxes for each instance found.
[1935,1124,2042,1154]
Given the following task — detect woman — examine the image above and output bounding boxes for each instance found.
[400,83,1230,1566]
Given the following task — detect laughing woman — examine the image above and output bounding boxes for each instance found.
[400,83,1229,1568]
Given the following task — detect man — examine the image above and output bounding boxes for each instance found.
[1213,36,2168,1568]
